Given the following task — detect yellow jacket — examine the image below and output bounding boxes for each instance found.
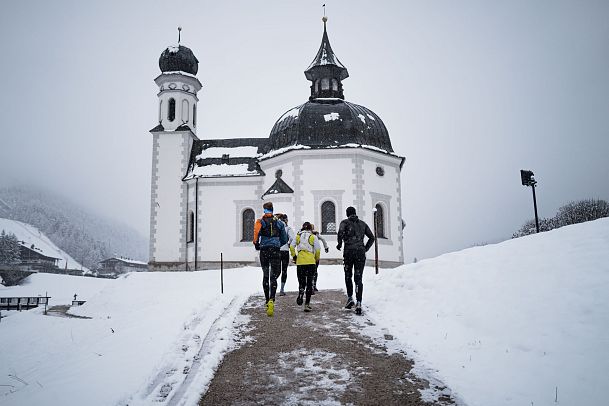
[290,230,321,265]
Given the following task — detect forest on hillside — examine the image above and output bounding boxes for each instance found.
[0,186,147,269]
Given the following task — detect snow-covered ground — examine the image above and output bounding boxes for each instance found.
[1,218,607,405]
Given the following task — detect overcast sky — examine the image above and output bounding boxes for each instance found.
[1,0,608,261]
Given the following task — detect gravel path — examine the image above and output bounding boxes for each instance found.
[200,290,456,405]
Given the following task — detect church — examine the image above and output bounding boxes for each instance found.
[148,19,405,271]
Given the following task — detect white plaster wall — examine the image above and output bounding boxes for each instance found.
[150,133,193,263]
[362,156,404,263]
[196,179,263,263]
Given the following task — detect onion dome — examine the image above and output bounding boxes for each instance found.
[304,18,349,100]
[159,45,199,75]
[264,18,393,155]
[265,99,393,154]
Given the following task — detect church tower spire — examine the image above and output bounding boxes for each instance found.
[304,17,349,100]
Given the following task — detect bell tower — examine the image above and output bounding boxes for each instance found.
[149,29,202,270]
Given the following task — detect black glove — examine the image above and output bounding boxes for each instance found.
[325,247,329,253]
[292,256,297,263]
[254,243,260,251]
[336,244,341,251]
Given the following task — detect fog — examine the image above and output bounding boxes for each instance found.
[1,0,608,261]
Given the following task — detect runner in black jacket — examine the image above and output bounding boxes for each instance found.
[336,206,375,315]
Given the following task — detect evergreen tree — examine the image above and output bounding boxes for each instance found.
[0,230,21,264]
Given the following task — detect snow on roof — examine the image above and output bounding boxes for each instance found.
[258,144,312,160]
[324,112,340,122]
[189,163,260,178]
[358,114,366,124]
[160,70,198,79]
[0,217,87,270]
[196,146,260,160]
[278,106,300,123]
[103,257,147,266]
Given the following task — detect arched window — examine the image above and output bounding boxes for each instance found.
[321,201,336,234]
[321,78,330,91]
[187,210,195,243]
[375,203,385,238]
[193,104,197,127]
[332,79,338,91]
[242,208,255,242]
[182,99,189,122]
[168,98,176,122]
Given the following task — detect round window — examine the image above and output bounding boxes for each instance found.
[376,166,385,176]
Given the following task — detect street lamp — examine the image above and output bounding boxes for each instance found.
[520,169,540,233]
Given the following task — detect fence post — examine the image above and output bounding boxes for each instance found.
[220,253,224,294]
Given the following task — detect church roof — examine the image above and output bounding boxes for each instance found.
[159,44,199,75]
[264,99,394,155]
[184,138,267,179]
[261,176,294,199]
[305,21,349,81]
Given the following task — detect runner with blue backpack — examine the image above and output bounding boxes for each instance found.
[253,202,288,317]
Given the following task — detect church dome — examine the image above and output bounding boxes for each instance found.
[265,99,393,154]
[263,19,393,156]
[159,45,199,75]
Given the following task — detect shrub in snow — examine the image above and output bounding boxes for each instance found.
[513,198,609,238]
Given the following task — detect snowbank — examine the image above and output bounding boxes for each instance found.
[1,218,607,405]
[0,269,266,405]
[363,218,609,406]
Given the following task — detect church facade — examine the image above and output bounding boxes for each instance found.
[148,21,405,271]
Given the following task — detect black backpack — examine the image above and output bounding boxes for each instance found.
[259,216,280,238]
[343,219,365,246]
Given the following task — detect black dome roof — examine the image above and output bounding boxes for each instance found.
[265,99,393,154]
[159,45,199,75]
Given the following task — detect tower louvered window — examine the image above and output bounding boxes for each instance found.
[168,98,176,122]
[242,209,255,242]
[375,203,385,238]
[321,201,336,234]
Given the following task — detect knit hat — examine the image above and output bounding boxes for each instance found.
[346,206,356,217]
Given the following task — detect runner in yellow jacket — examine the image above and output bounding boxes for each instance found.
[289,222,320,312]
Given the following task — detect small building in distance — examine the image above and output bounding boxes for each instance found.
[18,243,60,270]
[98,257,148,277]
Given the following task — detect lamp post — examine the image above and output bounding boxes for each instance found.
[520,170,540,233]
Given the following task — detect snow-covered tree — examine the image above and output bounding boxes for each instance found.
[0,229,21,264]
[513,198,609,238]
[554,199,609,227]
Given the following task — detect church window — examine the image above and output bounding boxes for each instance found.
[182,99,189,122]
[332,79,338,91]
[321,201,336,234]
[242,209,255,241]
[168,98,176,122]
[321,78,330,91]
[187,210,195,243]
[375,203,385,238]
[193,104,197,127]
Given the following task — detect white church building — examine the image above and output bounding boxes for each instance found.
[148,21,405,271]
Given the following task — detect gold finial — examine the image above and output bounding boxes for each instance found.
[178,26,182,44]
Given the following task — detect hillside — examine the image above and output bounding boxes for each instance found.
[0,186,147,269]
